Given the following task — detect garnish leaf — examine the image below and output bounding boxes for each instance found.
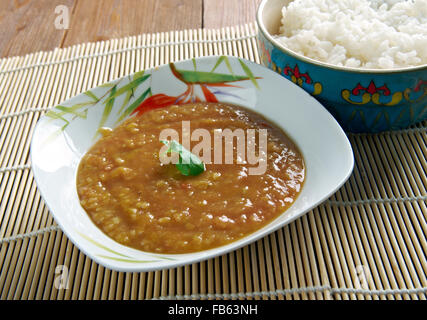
[161,140,205,176]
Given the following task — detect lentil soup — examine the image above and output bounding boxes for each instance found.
[76,103,305,254]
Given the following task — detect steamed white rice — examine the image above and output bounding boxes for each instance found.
[275,0,427,69]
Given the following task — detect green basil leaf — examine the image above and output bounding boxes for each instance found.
[161,140,205,176]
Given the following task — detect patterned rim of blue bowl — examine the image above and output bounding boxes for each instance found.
[256,0,427,75]
[255,0,427,133]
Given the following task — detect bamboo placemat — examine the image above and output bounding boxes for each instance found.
[0,23,426,300]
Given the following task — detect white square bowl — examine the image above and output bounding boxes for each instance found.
[31,56,354,272]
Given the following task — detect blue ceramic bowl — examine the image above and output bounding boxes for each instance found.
[256,0,427,133]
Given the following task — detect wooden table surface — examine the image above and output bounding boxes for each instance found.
[0,0,262,58]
